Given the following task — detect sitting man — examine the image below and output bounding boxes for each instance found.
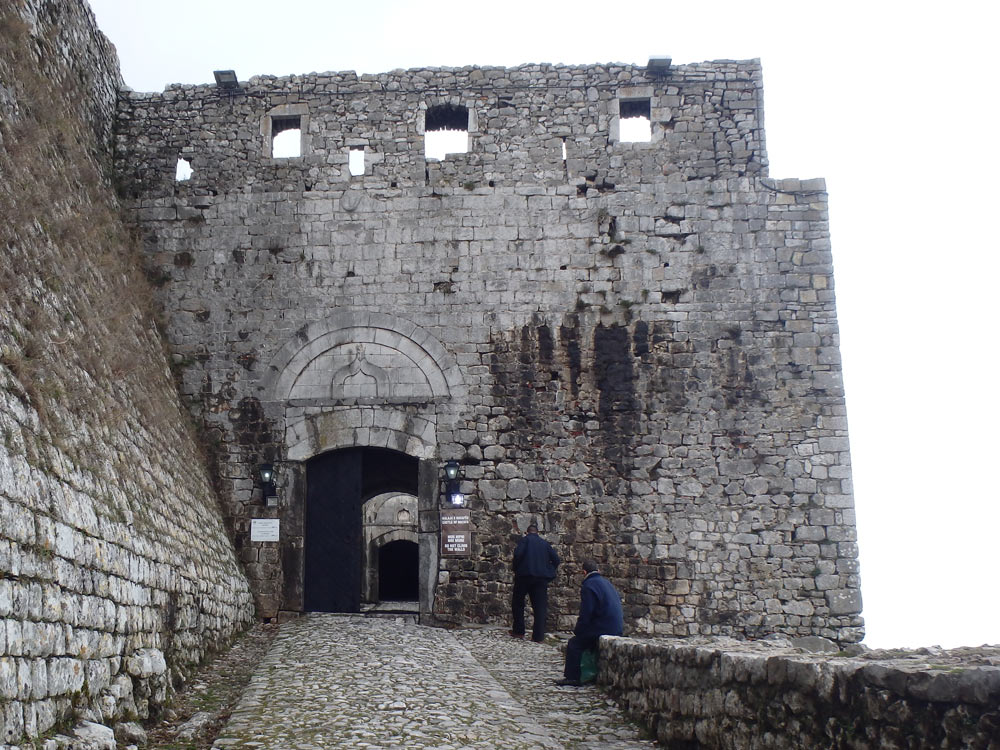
[556,559,624,686]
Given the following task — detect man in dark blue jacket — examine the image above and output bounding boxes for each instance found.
[557,559,624,686]
[511,524,560,642]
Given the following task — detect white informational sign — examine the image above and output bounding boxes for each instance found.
[251,518,280,542]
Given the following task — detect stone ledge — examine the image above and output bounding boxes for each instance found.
[600,635,1000,748]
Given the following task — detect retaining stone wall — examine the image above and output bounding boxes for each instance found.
[113,52,861,641]
[600,636,1000,748]
[0,0,254,745]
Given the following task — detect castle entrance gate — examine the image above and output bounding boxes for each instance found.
[304,447,419,611]
[262,311,467,619]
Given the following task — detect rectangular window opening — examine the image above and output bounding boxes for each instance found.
[349,148,365,176]
[425,103,469,160]
[175,157,193,181]
[619,98,651,143]
[272,116,302,158]
[561,137,567,161]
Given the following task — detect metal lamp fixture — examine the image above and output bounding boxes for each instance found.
[443,461,465,506]
[258,463,278,507]
[646,56,672,75]
[259,464,274,485]
[213,69,241,91]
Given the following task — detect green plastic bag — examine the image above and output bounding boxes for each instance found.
[580,647,598,684]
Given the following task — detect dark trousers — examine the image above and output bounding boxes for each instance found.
[511,575,550,641]
[563,634,599,680]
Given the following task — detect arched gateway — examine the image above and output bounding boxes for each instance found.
[304,447,417,611]
[258,312,466,618]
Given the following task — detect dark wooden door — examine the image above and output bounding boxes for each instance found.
[304,448,363,612]
[304,447,419,612]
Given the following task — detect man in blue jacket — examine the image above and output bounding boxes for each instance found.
[556,559,624,686]
[511,524,560,642]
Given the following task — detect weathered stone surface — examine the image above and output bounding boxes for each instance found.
[72,721,115,750]
[174,712,213,742]
[125,649,166,679]
[4,0,867,741]
[602,636,1000,749]
[113,720,146,746]
[790,635,839,653]
[0,1,255,746]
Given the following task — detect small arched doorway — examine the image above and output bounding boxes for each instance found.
[304,447,419,612]
[361,493,419,605]
[378,539,419,601]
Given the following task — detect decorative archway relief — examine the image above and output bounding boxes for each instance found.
[261,312,464,461]
[265,311,463,406]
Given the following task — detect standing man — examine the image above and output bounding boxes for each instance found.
[511,524,560,642]
[556,559,624,686]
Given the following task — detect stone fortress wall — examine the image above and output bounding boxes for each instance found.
[6,2,997,748]
[114,37,862,642]
[0,0,254,745]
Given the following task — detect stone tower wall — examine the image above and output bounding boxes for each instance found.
[0,1,254,744]
[114,57,860,639]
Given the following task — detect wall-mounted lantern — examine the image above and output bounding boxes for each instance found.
[258,463,278,507]
[443,460,465,506]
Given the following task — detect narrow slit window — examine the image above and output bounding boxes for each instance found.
[619,98,651,143]
[272,116,302,158]
[349,147,365,176]
[425,103,468,160]
[175,157,193,181]
[561,138,567,161]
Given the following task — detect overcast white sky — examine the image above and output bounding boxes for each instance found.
[86,0,1000,649]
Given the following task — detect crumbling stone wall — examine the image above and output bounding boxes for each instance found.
[0,0,254,744]
[113,43,860,639]
[600,636,1000,749]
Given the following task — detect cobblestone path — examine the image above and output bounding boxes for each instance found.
[211,614,657,749]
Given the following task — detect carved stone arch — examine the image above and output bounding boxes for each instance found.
[261,312,465,461]
[332,344,390,398]
[263,311,464,405]
[362,492,419,604]
[364,491,418,526]
[371,529,421,603]
[371,528,419,548]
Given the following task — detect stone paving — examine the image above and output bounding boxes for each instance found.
[211,614,657,749]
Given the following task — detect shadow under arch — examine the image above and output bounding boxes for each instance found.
[304,446,419,612]
[378,538,420,601]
